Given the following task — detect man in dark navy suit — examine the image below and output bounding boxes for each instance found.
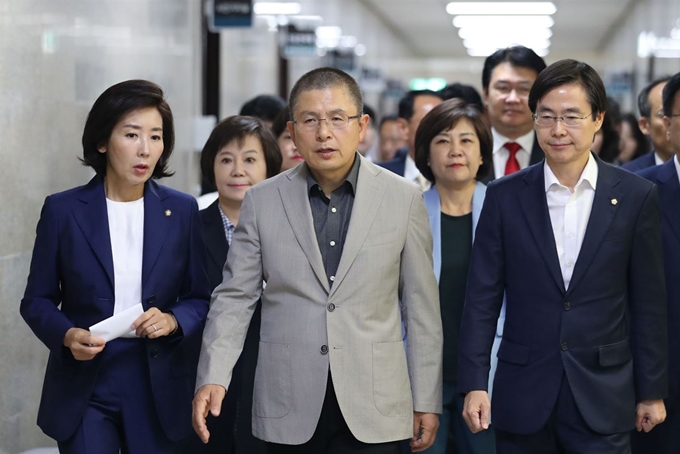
[379,90,441,189]
[623,77,673,172]
[633,72,680,454]
[458,59,668,453]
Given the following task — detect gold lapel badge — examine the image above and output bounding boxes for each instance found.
[610,199,618,206]
[165,209,172,217]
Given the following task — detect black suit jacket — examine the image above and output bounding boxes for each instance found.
[194,200,265,454]
[622,151,657,172]
[458,155,668,436]
[480,133,544,184]
[378,146,408,176]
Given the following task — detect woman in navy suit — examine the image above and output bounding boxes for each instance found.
[413,99,499,454]
[21,80,211,453]
[190,115,281,454]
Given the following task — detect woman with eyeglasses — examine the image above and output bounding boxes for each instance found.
[414,99,501,454]
[20,80,211,453]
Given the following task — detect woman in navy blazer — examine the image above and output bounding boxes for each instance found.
[190,116,281,454]
[414,99,502,454]
[21,80,211,453]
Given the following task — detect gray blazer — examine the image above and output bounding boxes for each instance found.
[423,183,504,400]
[197,155,443,445]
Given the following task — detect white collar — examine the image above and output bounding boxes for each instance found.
[544,152,598,193]
[492,127,535,155]
[674,155,680,185]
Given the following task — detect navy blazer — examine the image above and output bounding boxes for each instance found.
[622,151,657,172]
[638,160,680,405]
[21,176,211,442]
[458,155,668,435]
[378,146,409,176]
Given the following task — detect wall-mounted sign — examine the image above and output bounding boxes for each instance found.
[208,0,253,30]
[282,24,317,58]
[638,26,680,58]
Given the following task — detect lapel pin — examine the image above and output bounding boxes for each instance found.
[165,209,172,217]
[611,199,618,206]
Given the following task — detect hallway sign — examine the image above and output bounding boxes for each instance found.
[209,0,253,29]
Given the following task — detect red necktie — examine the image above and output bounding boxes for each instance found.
[504,142,521,175]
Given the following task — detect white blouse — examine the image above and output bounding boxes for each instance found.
[107,197,144,336]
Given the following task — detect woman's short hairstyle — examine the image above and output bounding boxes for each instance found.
[81,79,175,178]
[415,99,493,183]
[200,115,282,186]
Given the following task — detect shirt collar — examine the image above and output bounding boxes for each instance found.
[403,154,422,181]
[306,152,361,195]
[544,152,598,193]
[654,152,665,166]
[674,155,680,185]
[492,127,535,155]
[217,204,235,230]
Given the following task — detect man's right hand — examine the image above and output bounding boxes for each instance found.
[63,327,105,360]
[462,390,491,433]
[192,384,226,444]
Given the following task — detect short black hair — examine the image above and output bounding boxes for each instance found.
[81,79,174,178]
[528,59,606,117]
[638,76,671,118]
[595,98,621,163]
[662,72,680,117]
[482,46,547,90]
[363,103,377,124]
[200,115,282,187]
[621,113,651,160]
[288,67,363,120]
[414,99,493,183]
[379,114,400,129]
[271,106,290,139]
[239,95,287,122]
[439,83,484,112]
[398,90,443,121]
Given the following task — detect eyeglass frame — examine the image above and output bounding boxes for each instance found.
[291,113,362,132]
[532,111,595,127]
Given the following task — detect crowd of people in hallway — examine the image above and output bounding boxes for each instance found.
[19,44,680,454]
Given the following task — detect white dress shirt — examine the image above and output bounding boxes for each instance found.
[404,154,431,190]
[675,155,680,184]
[492,128,536,178]
[544,153,598,290]
[107,198,144,333]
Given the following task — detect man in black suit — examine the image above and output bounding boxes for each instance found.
[380,90,442,189]
[633,72,680,454]
[480,46,547,183]
[458,59,668,454]
[623,77,673,172]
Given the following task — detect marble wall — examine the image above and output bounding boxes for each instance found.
[0,0,201,451]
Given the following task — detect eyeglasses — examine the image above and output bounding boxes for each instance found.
[533,112,594,127]
[293,113,361,132]
[492,83,531,98]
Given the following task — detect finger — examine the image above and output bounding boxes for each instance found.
[480,403,490,430]
[635,413,644,432]
[131,308,160,330]
[192,396,210,443]
[210,389,223,417]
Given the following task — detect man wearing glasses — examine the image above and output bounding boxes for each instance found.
[481,45,547,183]
[458,59,668,453]
[634,71,680,453]
[193,67,443,453]
[623,77,674,172]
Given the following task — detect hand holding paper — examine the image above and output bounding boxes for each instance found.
[90,303,144,342]
[63,328,106,361]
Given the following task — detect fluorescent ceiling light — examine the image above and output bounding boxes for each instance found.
[467,47,548,57]
[458,27,552,40]
[253,2,302,15]
[316,26,342,39]
[446,2,556,15]
[463,38,551,49]
[452,15,554,28]
[354,44,367,56]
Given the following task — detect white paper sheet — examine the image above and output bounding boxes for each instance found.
[89,303,144,341]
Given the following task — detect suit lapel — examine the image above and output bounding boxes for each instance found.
[203,201,229,272]
[73,176,115,289]
[330,159,385,297]
[657,160,680,243]
[279,165,330,293]
[142,181,171,285]
[518,164,565,293]
[568,159,622,292]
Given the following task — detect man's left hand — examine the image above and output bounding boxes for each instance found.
[636,399,666,433]
[410,412,439,452]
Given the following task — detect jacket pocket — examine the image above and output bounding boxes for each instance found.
[497,339,530,365]
[598,340,631,367]
[253,342,291,418]
[372,341,412,417]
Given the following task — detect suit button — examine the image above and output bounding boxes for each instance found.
[564,301,571,311]
[150,349,159,358]
[320,345,328,355]
[328,303,335,312]
[560,342,568,351]
[147,295,156,305]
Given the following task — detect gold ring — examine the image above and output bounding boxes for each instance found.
[152,324,158,332]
